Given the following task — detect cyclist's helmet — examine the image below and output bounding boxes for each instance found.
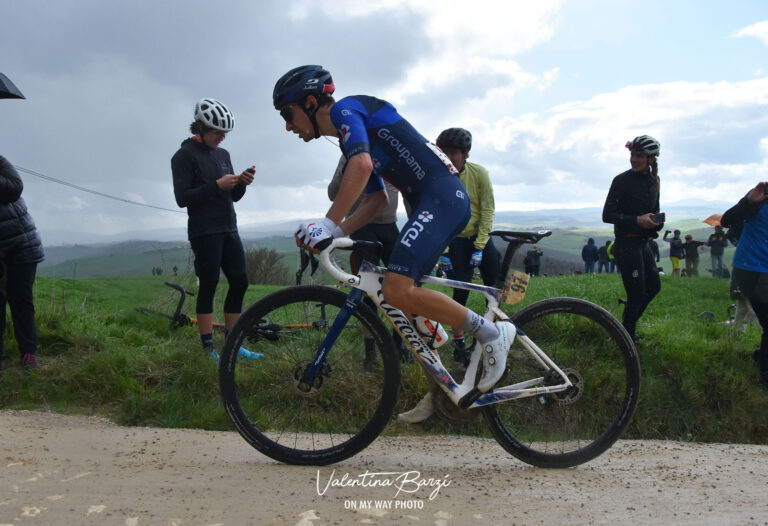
[194,98,235,132]
[273,65,335,109]
[625,135,660,156]
[436,127,472,151]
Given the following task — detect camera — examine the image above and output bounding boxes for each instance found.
[651,213,665,224]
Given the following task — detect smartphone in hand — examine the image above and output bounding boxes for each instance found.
[651,212,666,223]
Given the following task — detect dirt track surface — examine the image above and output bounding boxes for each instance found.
[1,410,767,526]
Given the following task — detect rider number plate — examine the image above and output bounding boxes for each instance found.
[500,269,529,305]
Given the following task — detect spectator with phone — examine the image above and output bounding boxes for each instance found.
[0,74,44,373]
[663,229,685,276]
[720,181,768,388]
[171,98,254,356]
[602,135,664,343]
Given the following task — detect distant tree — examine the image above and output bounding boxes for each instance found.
[245,247,291,285]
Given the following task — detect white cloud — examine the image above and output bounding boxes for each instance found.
[732,20,768,46]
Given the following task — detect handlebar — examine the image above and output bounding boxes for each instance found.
[318,238,361,285]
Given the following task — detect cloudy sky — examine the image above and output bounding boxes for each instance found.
[2,0,767,245]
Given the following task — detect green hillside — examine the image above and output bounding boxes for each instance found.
[38,236,301,279]
[1,273,765,444]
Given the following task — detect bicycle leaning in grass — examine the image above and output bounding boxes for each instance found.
[218,230,641,467]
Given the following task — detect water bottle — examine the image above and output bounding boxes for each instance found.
[413,315,449,349]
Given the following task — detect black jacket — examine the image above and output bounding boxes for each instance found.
[0,156,44,263]
[602,169,662,240]
[171,138,245,240]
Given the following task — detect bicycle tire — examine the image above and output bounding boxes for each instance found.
[484,297,640,468]
[219,285,400,465]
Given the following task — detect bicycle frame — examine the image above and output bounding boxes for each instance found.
[312,238,573,409]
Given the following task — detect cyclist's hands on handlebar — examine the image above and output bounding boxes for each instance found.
[295,218,344,253]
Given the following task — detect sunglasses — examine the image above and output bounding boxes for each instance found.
[279,104,296,122]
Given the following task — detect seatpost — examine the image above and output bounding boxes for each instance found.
[493,237,527,289]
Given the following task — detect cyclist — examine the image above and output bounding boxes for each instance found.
[171,98,255,355]
[602,135,664,343]
[434,127,501,365]
[273,65,514,419]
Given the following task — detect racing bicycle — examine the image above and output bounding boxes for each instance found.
[218,230,641,467]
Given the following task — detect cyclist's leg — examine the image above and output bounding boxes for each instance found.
[635,243,661,321]
[220,232,248,330]
[614,240,647,339]
[384,179,512,392]
[190,233,225,344]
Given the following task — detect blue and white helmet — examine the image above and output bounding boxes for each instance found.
[273,65,335,109]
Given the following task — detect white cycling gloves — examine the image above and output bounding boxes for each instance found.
[296,217,344,249]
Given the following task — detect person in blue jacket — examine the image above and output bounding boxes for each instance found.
[721,181,768,388]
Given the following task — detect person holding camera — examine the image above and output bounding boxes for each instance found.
[171,98,254,355]
[721,182,768,388]
[663,229,685,276]
[602,135,664,343]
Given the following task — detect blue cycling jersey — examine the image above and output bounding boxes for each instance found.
[330,95,458,202]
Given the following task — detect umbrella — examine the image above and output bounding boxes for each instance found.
[703,214,722,227]
[0,73,25,99]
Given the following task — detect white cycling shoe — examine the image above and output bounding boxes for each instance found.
[477,320,516,392]
[397,392,434,424]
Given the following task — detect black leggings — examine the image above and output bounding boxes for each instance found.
[190,232,248,315]
[732,268,768,363]
[447,236,502,306]
[614,239,661,338]
[0,260,38,358]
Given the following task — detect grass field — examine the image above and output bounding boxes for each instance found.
[1,270,765,444]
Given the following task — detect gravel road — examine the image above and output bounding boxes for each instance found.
[1,410,767,526]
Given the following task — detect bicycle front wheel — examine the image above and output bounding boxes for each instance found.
[219,285,400,465]
[484,297,640,468]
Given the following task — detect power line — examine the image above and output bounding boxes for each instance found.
[13,165,184,214]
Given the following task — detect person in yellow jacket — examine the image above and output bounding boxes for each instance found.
[398,127,501,424]
[436,128,501,363]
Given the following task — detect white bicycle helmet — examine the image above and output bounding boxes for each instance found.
[626,135,660,156]
[194,98,235,132]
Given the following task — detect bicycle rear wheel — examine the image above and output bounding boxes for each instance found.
[219,285,400,465]
[484,297,640,468]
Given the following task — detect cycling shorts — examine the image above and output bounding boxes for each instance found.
[387,176,470,281]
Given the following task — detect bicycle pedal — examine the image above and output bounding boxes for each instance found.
[208,349,221,363]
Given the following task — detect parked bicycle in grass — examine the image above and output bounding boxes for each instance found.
[136,281,262,362]
[219,230,641,467]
